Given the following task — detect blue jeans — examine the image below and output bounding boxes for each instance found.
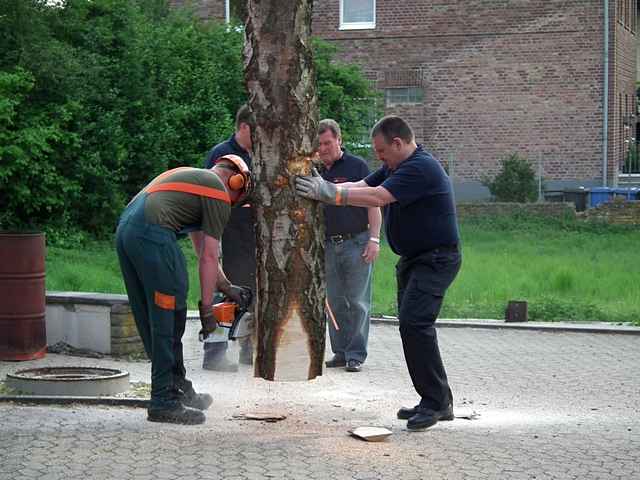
[325,231,372,363]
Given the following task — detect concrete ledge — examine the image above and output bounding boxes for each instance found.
[188,310,640,335]
[372,316,640,335]
[46,291,144,356]
[46,292,129,306]
[0,395,148,408]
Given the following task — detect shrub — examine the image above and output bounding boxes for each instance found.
[481,153,539,203]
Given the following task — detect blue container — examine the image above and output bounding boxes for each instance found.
[613,188,638,200]
[589,187,613,208]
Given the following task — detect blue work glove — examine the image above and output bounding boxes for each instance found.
[295,168,345,205]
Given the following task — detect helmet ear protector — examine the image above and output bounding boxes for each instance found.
[214,154,254,205]
[228,172,245,191]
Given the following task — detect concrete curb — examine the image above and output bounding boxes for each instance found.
[187,310,640,335]
[372,316,640,335]
[0,395,149,408]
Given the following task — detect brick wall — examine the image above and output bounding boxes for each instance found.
[174,1,636,192]
[169,0,225,21]
[456,202,576,221]
[456,198,640,224]
[611,1,638,180]
[311,1,637,190]
[583,198,640,224]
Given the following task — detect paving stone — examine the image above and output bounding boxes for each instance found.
[1,323,639,479]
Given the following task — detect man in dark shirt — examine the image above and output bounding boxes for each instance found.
[317,119,381,373]
[295,115,461,431]
[201,104,256,371]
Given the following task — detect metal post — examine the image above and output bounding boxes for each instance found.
[538,152,543,202]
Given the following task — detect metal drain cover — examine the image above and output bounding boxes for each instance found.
[6,367,130,396]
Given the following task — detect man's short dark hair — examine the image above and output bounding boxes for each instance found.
[371,115,414,144]
[235,104,256,131]
[318,118,342,139]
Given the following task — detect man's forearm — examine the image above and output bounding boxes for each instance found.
[340,179,368,189]
[199,256,218,305]
[216,263,231,292]
[368,206,382,237]
[339,185,394,208]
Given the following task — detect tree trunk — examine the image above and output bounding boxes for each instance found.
[245,0,325,381]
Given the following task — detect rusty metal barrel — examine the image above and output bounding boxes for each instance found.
[0,231,47,360]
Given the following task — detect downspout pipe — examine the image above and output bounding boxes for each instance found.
[602,0,610,187]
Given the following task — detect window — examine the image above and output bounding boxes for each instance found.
[618,0,623,25]
[384,87,424,106]
[225,0,247,24]
[340,0,376,30]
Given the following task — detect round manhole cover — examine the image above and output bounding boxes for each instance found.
[6,367,130,396]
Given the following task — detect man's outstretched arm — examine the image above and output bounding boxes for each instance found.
[295,169,396,207]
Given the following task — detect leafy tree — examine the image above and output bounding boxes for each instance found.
[0,0,380,241]
[0,0,242,238]
[0,68,81,231]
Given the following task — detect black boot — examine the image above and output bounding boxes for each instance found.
[406,405,455,431]
[325,355,346,368]
[147,405,205,425]
[181,389,213,411]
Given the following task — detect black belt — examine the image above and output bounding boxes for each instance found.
[326,231,366,244]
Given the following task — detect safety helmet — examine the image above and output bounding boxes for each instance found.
[214,154,254,205]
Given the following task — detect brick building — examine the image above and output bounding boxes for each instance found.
[172,0,637,199]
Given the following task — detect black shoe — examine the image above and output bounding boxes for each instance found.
[406,405,455,431]
[397,405,421,420]
[325,356,346,368]
[203,356,239,372]
[147,405,206,425]
[239,348,253,365]
[345,359,362,372]
[398,404,454,421]
[181,390,213,411]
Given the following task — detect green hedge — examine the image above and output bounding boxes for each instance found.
[0,0,379,243]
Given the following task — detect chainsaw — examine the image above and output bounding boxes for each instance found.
[198,287,254,343]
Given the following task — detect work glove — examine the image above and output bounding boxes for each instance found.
[295,168,345,205]
[198,301,218,341]
[220,284,252,308]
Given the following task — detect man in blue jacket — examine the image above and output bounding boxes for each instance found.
[295,115,461,431]
[201,104,256,371]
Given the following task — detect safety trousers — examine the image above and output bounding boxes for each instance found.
[115,195,190,410]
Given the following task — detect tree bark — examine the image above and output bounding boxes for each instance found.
[245,0,324,381]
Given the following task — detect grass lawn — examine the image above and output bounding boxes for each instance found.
[46,215,640,325]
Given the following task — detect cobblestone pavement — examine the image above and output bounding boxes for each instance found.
[1,322,639,480]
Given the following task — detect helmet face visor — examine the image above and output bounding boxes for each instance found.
[215,154,254,206]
